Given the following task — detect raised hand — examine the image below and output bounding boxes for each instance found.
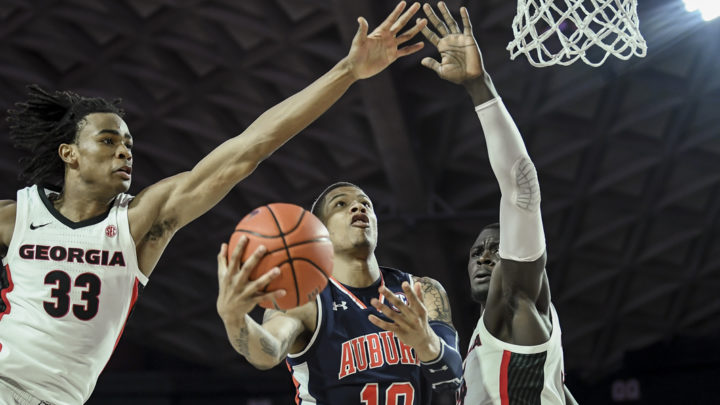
[346,1,427,80]
[420,2,484,85]
[216,237,285,326]
[368,281,441,362]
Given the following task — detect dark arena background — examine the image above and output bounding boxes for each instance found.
[1,0,719,404]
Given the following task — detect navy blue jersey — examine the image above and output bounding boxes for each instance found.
[286,267,431,405]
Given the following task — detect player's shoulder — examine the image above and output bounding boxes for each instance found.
[411,275,448,295]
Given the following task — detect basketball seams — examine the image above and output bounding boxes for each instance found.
[266,205,301,307]
[239,237,331,256]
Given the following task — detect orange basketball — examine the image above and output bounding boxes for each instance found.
[228,203,334,310]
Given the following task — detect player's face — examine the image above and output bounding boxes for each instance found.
[467,228,500,303]
[321,186,378,257]
[71,113,133,194]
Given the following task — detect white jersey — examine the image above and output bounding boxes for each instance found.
[458,305,565,405]
[0,185,147,405]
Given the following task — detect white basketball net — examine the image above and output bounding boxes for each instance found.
[507,0,648,67]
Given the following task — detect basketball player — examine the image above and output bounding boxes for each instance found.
[0,3,427,404]
[217,182,463,404]
[418,3,578,404]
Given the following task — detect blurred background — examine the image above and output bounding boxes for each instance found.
[0,0,719,403]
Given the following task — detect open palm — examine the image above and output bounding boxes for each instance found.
[347,2,427,80]
[421,3,484,85]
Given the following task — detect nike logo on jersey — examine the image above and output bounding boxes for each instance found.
[338,331,418,379]
[30,222,51,230]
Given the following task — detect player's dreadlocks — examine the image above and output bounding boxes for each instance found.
[6,84,124,189]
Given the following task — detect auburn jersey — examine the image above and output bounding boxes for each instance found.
[286,267,431,405]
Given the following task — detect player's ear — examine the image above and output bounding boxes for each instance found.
[58,143,77,165]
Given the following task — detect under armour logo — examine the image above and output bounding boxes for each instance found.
[333,301,348,311]
[30,222,51,230]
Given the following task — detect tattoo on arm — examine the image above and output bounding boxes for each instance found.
[415,276,453,326]
[235,324,250,356]
[259,335,276,356]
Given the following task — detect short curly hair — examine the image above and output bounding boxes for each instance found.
[6,84,124,188]
[310,181,362,222]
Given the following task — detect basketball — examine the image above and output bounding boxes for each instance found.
[228,203,334,310]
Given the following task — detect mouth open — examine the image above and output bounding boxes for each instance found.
[351,213,369,228]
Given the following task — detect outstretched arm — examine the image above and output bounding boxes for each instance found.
[421,3,548,311]
[130,2,428,276]
[216,238,312,369]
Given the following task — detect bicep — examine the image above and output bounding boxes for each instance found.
[492,253,547,305]
[414,276,454,327]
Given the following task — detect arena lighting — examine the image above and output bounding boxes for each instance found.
[683,0,720,21]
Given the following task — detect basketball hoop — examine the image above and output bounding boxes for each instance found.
[507,0,648,67]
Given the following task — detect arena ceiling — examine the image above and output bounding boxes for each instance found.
[0,0,719,393]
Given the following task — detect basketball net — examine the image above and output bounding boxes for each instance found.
[507,0,647,67]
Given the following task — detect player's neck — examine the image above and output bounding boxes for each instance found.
[332,253,381,288]
[49,182,116,222]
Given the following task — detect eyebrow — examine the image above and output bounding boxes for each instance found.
[96,129,132,141]
[327,193,347,205]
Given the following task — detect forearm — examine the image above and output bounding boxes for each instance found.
[476,98,545,262]
[223,314,292,370]
[420,322,463,391]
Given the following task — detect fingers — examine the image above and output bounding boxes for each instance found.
[420,56,442,75]
[368,313,399,332]
[396,18,427,44]
[403,281,425,310]
[420,25,440,47]
[379,286,403,307]
[390,2,421,34]
[217,243,228,283]
[248,267,285,300]
[356,16,369,39]
[372,295,416,334]
[379,1,408,31]
[423,3,449,36]
[438,1,460,34]
[235,243,267,286]
[227,236,248,273]
[460,7,473,36]
[253,289,287,305]
[396,41,425,58]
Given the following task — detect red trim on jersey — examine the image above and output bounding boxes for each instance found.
[286,361,301,404]
[0,264,14,321]
[100,278,139,373]
[0,264,15,353]
[329,273,386,310]
[500,350,511,405]
[112,278,139,350]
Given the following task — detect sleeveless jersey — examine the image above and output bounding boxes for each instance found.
[286,267,431,405]
[457,305,565,405]
[0,185,147,405]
